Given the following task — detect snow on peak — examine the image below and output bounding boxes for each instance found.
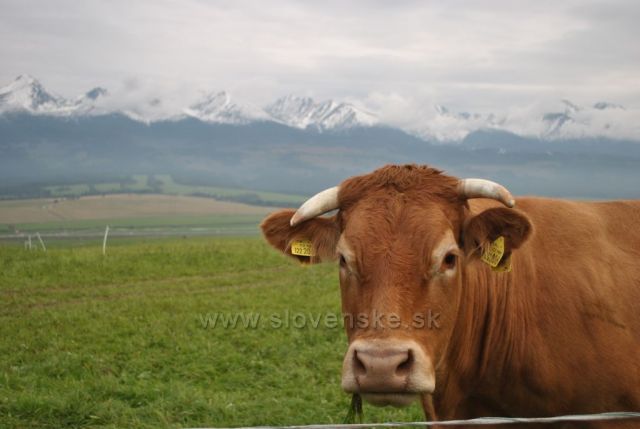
[183,92,377,129]
[411,100,638,142]
[266,95,377,130]
[183,91,269,124]
[0,74,68,113]
[0,75,112,116]
[70,87,111,115]
[266,95,321,128]
[537,100,638,140]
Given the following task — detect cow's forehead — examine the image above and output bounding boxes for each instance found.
[334,165,465,258]
[338,194,459,260]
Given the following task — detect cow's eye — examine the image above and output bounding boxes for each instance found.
[339,254,347,268]
[442,252,457,270]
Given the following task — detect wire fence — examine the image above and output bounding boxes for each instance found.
[188,411,640,429]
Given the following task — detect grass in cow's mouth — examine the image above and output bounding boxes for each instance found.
[344,394,364,424]
[0,237,424,428]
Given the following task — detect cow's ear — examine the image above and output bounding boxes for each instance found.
[260,209,340,264]
[462,207,532,260]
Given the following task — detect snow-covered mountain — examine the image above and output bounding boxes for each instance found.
[73,87,109,115]
[0,74,109,116]
[407,100,639,142]
[0,75,377,130]
[183,91,270,124]
[536,99,638,140]
[0,74,69,114]
[266,95,377,130]
[0,74,638,140]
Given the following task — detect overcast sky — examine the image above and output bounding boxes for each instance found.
[1,0,639,120]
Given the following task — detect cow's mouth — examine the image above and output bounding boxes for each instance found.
[361,392,419,408]
[341,338,436,408]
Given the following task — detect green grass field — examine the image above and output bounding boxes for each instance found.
[0,237,424,428]
[5,214,266,234]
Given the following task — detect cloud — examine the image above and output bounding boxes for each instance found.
[0,0,639,137]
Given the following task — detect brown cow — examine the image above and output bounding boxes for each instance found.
[261,164,640,427]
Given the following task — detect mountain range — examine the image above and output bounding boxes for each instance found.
[0,75,378,132]
[1,74,639,201]
[1,75,637,141]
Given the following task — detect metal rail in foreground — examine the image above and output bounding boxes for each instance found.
[188,411,640,429]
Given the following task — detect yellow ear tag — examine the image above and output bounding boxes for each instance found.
[291,239,315,257]
[481,236,505,268]
[492,254,512,273]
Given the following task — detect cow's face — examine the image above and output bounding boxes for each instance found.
[336,194,465,407]
[261,165,531,408]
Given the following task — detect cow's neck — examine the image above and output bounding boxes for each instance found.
[436,260,544,418]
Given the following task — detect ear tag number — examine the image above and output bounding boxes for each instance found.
[481,236,505,268]
[291,239,315,257]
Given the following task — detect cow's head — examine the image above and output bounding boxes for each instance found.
[261,165,531,408]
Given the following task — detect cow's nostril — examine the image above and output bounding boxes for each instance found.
[395,349,413,376]
[353,350,367,376]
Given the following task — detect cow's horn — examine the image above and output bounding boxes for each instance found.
[290,186,340,226]
[457,178,516,208]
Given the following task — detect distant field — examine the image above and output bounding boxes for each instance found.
[41,174,306,206]
[1,175,306,238]
[0,194,272,224]
[0,194,277,237]
[0,237,424,428]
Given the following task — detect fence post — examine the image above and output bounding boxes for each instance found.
[36,232,46,252]
[102,225,110,256]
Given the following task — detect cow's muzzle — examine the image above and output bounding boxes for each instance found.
[341,339,435,407]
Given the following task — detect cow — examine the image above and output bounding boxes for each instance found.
[260,164,640,427]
